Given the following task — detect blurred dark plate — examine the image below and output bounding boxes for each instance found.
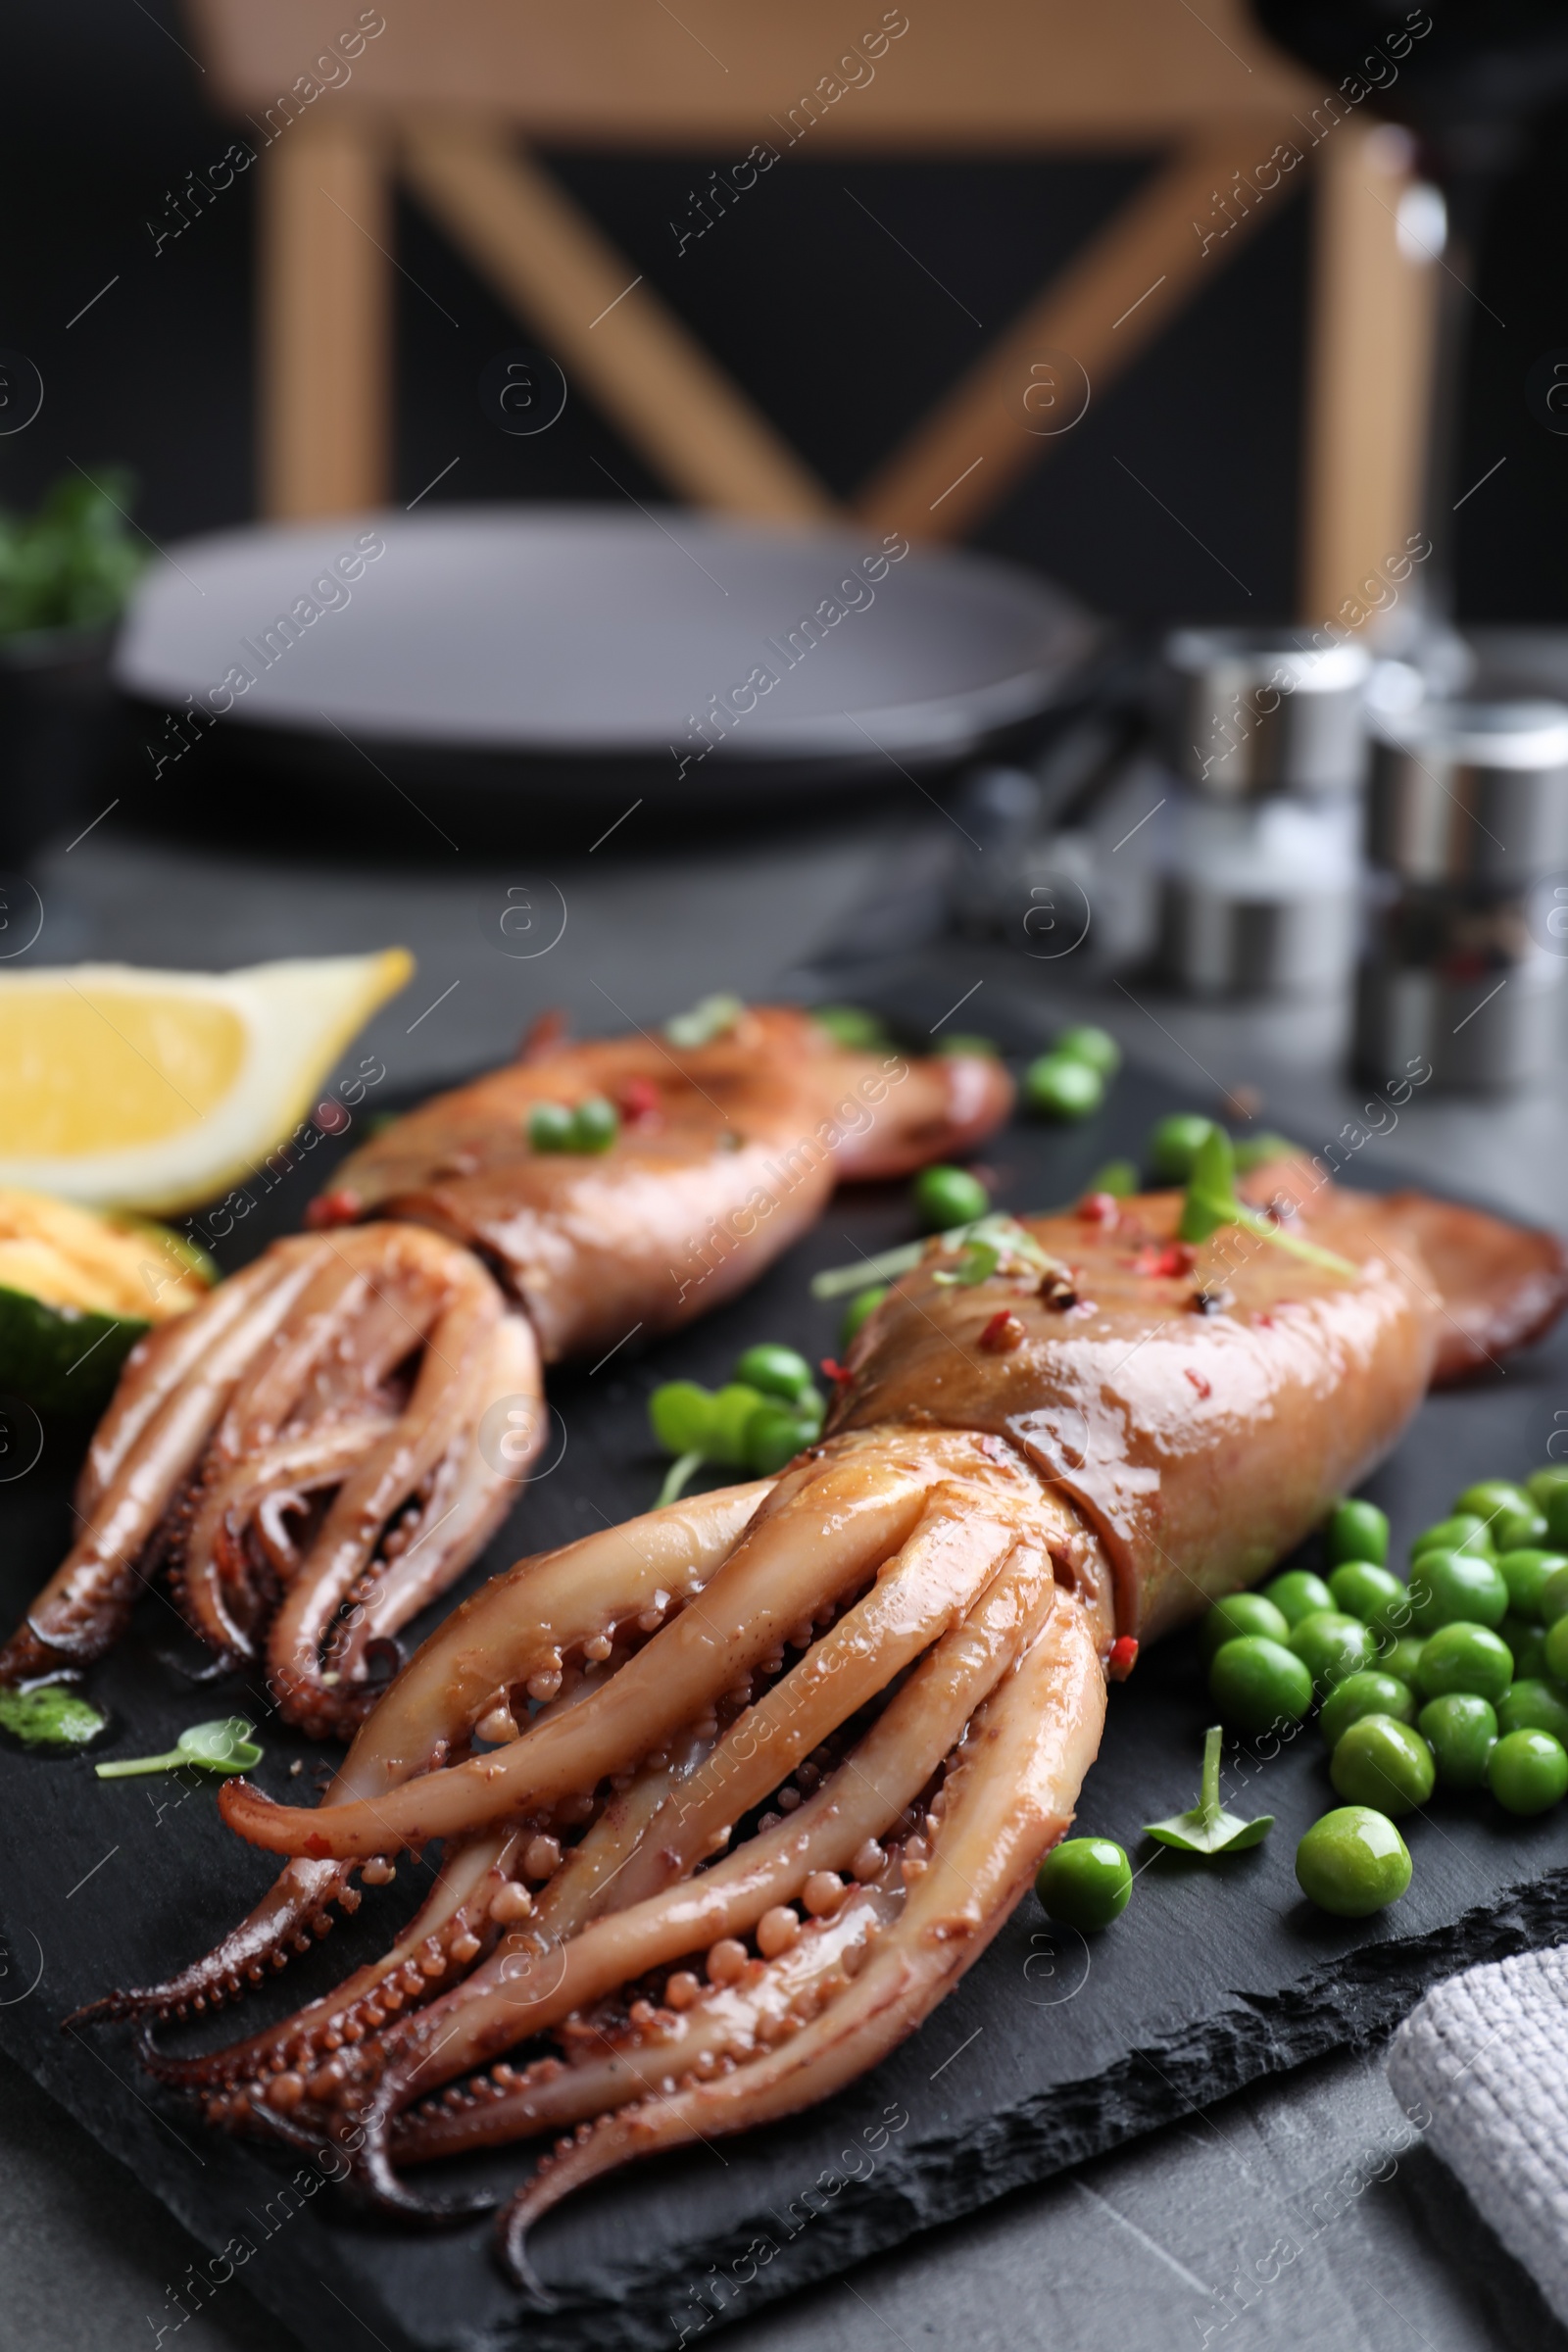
[114,507,1098,844]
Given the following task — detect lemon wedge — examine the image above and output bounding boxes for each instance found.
[0,951,413,1213]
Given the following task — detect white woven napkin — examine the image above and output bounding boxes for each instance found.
[1387,1942,1568,2324]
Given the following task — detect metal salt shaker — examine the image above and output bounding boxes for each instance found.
[1355,700,1568,1090]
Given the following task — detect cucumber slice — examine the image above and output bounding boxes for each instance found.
[0,1189,213,1413]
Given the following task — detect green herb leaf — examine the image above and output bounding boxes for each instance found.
[0,1683,108,1751]
[95,1716,262,1780]
[932,1240,1002,1288]
[1145,1724,1274,1855]
[664,993,744,1049]
[811,1005,890,1051]
[1178,1131,1356,1278]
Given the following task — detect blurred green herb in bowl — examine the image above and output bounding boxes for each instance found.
[0,466,146,640]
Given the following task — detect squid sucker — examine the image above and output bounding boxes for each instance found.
[0,1005,1009,1742]
[93,1160,1565,2290]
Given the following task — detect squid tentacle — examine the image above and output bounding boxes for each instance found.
[74,1246,318,1517]
[593,1492,1025,1912]
[173,1414,401,1659]
[216,1451,955,1859]
[66,1857,356,2029]
[265,1299,539,1738]
[78,1483,772,2029]
[496,1595,1104,2285]
[393,1874,906,2165]
[0,1248,325,1683]
[251,1486,1079,2195]
[146,1832,521,2105]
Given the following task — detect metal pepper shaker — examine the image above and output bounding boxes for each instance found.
[1354,700,1568,1090]
[1158,630,1371,997]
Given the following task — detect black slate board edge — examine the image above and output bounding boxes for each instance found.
[11,1859,1568,2352]
[489,1869,1568,2352]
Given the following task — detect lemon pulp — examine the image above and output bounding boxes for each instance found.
[0,992,247,1154]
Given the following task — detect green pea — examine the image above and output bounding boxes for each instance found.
[734,1344,814,1402]
[1411,1514,1494,1562]
[1084,1159,1139,1200]
[1053,1024,1121,1079]
[1319,1671,1417,1750]
[706,1383,768,1466]
[1417,1694,1498,1791]
[1494,1504,1549,1553]
[648,1380,714,1456]
[1498,1549,1568,1623]
[1415,1621,1514,1706]
[839,1286,889,1352]
[1327,1562,1409,1634]
[1200,1592,1291,1662]
[1488,1728,1568,1815]
[743,1402,818,1476]
[1539,1564,1568,1628]
[912,1165,990,1231]
[1409,1548,1508,1634]
[1289,1610,1375,1693]
[569,1096,620,1152]
[1207,1635,1313,1736]
[1296,1806,1412,1918]
[1326,1498,1390,1568]
[936,1032,1000,1059]
[1330,1715,1436,1817]
[1544,1613,1568,1685]
[1501,1618,1549,1681]
[1497,1679,1568,1748]
[1455,1479,1534,1524]
[1527,1467,1568,1547]
[527,1101,575,1152]
[1379,1634,1427,1687]
[1023,1055,1102,1121]
[812,1005,889,1051]
[1149,1113,1218,1182]
[1262,1569,1335,1629]
[1035,1837,1132,1931]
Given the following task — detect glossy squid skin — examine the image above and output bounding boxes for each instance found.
[311,1005,1011,1362]
[97,1169,1564,2279]
[837,1177,1441,1643]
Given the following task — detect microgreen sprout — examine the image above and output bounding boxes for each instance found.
[1145,1724,1274,1855]
[95,1717,262,1780]
[664,993,744,1048]
[810,1214,1062,1301]
[932,1239,1002,1288]
[1179,1130,1356,1277]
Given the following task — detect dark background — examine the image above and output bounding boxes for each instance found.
[4,0,1566,631]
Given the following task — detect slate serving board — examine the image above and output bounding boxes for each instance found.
[3,1036,1566,2352]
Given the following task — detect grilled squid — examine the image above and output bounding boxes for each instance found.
[0,1006,1008,1737]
